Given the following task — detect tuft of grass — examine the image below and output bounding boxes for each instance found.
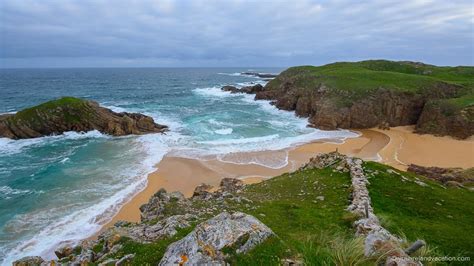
[301,232,369,266]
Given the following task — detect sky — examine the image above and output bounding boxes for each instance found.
[0,0,473,68]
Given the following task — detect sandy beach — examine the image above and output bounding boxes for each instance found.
[97,126,474,234]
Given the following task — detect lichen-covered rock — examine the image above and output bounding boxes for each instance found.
[103,214,197,244]
[12,256,45,266]
[139,189,188,222]
[158,212,274,265]
[0,97,168,139]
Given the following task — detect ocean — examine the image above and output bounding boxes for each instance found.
[0,68,358,264]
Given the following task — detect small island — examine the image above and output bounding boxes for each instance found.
[0,97,168,139]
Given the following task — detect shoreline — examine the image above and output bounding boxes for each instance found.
[94,126,474,236]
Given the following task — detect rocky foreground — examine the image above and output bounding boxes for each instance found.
[0,97,167,139]
[223,60,474,139]
[14,152,474,265]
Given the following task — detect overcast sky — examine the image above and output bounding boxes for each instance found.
[0,0,473,68]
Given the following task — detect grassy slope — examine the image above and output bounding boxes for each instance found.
[364,162,474,259]
[267,60,474,107]
[107,162,474,265]
[9,97,91,125]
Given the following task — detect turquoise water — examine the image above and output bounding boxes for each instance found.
[0,68,357,264]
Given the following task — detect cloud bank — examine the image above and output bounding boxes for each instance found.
[0,0,472,67]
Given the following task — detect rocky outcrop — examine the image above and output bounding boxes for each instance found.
[0,97,167,139]
[241,72,278,79]
[407,164,474,187]
[248,61,473,139]
[12,256,45,266]
[221,84,264,94]
[255,81,461,131]
[159,212,274,265]
[415,100,474,139]
[12,177,253,265]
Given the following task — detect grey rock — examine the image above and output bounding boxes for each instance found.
[54,245,74,259]
[159,212,273,265]
[12,256,45,266]
[71,249,95,265]
[98,258,118,266]
[116,254,135,266]
[219,178,244,193]
[192,183,214,200]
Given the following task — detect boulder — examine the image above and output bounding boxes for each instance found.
[221,86,240,93]
[241,84,264,94]
[54,245,74,259]
[192,183,214,200]
[219,178,244,193]
[12,256,45,266]
[221,84,264,94]
[139,188,177,222]
[159,212,274,265]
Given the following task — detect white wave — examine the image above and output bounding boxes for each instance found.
[217,72,242,76]
[0,111,17,115]
[235,80,268,87]
[193,86,238,98]
[198,134,280,146]
[217,150,289,169]
[1,177,147,264]
[105,105,127,113]
[214,128,233,135]
[0,186,35,199]
[0,131,108,156]
[1,132,177,265]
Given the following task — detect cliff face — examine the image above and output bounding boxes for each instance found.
[252,60,473,138]
[416,99,474,139]
[0,97,167,139]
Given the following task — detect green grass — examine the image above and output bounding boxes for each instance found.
[364,162,474,258]
[107,161,474,265]
[9,97,91,125]
[266,60,474,106]
[445,94,474,109]
[105,227,194,266]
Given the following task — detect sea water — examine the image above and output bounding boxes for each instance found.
[0,68,358,264]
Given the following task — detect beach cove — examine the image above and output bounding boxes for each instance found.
[100,125,474,230]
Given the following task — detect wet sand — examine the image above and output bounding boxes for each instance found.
[373,126,474,170]
[96,127,474,234]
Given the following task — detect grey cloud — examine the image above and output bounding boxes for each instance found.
[0,0,472,67]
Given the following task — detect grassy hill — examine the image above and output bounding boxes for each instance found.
[267,60,473,99]
[256,60,474,138]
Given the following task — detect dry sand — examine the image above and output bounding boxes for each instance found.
[96,126,474,235]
